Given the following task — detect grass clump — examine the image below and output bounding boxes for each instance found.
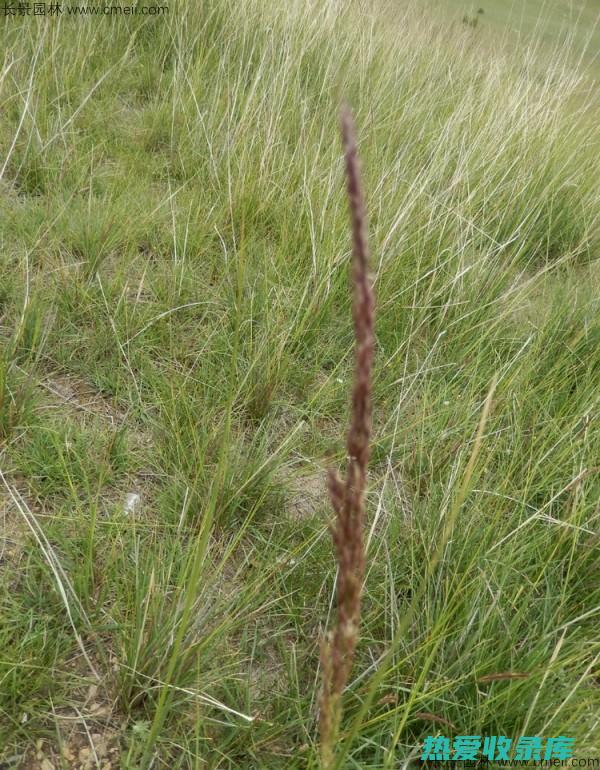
[0,0,599,767]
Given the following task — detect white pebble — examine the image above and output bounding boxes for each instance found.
[124,492,141,516]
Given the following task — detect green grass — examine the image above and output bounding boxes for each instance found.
[0,0,599,767]
[429,0,600,78]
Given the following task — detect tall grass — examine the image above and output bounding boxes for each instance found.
[0,0,599,767]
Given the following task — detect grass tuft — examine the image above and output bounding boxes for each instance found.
[0,0,599,766]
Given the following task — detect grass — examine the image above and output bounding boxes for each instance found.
[319,106,375,770]
[429,0,600,79]
[0,0,599,767]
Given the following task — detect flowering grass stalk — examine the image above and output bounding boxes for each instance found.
[319,105,375,768]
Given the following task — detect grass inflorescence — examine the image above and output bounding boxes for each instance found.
[319,105,375,768]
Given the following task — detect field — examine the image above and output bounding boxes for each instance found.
[431,0,600,77]
[1,0,599,768]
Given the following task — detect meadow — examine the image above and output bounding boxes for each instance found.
[0,0,599,767]
[431,0,600,77]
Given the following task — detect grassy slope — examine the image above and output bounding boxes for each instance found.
[1,1,599,767]
[430,0,600,77]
